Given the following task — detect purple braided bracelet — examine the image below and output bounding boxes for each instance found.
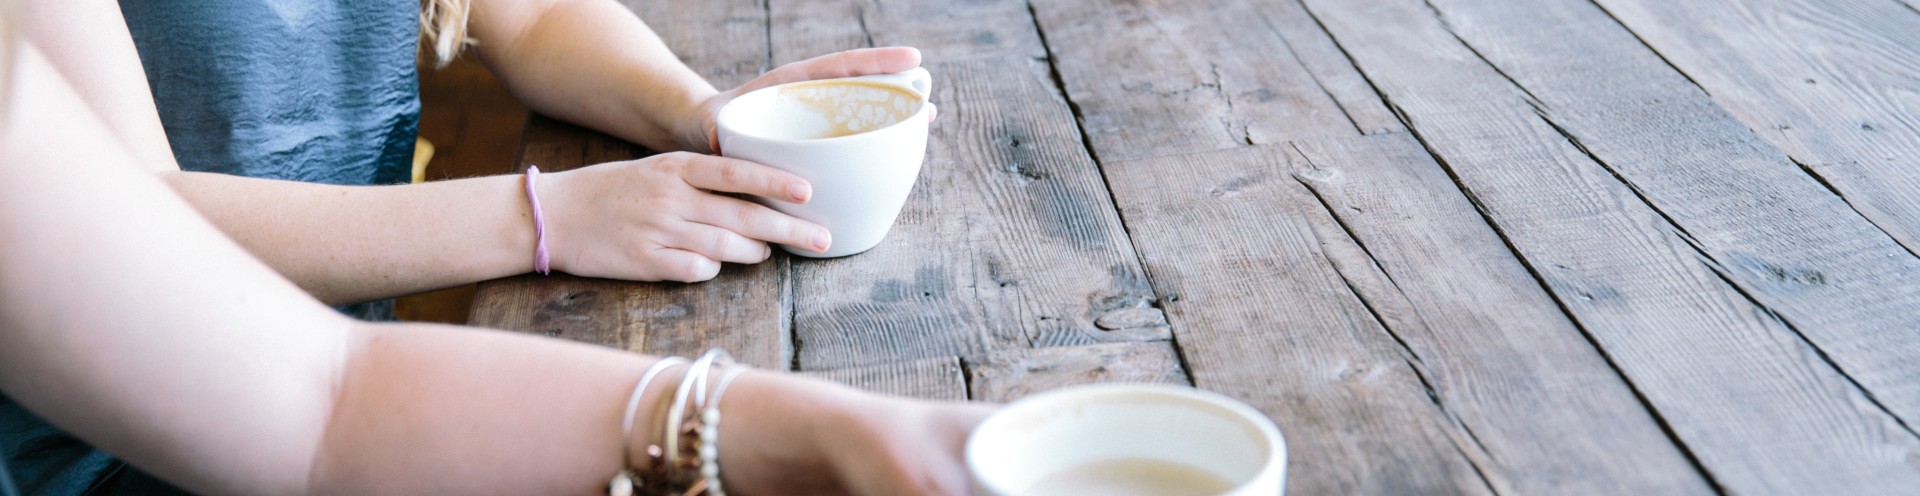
[525,165,551,275]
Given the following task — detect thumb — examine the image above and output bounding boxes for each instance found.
[748,46,923,93]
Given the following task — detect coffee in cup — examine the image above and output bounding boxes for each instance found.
[716,68,934,258]
[1022,458,1237,495]
[966,384,1287,496]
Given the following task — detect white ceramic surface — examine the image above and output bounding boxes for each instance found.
[716,68,934,258]
[966,384,1288,496]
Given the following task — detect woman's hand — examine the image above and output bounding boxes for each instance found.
[717,372,997,496]
[676,47,928,154]
[539,152,831,282]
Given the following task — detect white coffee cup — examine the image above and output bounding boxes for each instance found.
[966,384,1287,496]
[716,68,934,258]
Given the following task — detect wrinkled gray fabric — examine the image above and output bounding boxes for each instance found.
[122,0,420,186]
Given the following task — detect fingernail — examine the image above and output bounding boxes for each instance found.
[813,231,832,252]
[789,183,811,202]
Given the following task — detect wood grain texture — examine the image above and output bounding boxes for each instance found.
[1592,0,1920,255]
[1251,0,1405,135]
[788,56,1159,369]
[967,342,1187,403]
[626,0,772,88]
[1304,0,1920,491]
[472,2,795,369]
[804,355,968,401]
[1027,0,1362,162]
[1291,133,1713,494]
[771,0,1047,64]
[766,1,1160,371]
[1423,0,1920,443]
[1105,147,1491,495]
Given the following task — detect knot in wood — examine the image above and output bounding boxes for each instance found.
[1095,307,1168,330]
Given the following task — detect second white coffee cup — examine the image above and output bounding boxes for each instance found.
[716,67,934,258]
[966,384,1288,496]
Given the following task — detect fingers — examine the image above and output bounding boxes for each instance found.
[675,153,812,202]
[756,46,922,90]
[675,223,772,265]
[642,248,723,283]
[671,154,833,250]
[687,195,831,254]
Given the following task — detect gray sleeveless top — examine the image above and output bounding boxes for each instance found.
[0,2,419,493]
[121,0,421,186]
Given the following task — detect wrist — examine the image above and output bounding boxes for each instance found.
[615,72,719,153]
[624,362,690,475]
[713,371,866,492]
[459,173,544,280]
[527,167,572,274]
[670,89,722,154]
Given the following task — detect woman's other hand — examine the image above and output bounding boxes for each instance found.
[541,152,829,282]
[678,47,926,155]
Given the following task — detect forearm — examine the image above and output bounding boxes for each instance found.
[161,170,538,305]
[315,322,645,494]
[471,0,717,152]
[318,321,882,495]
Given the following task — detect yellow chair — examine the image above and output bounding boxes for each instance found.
[412,137,436,183]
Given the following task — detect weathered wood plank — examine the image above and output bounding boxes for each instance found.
[1027,0,1363,162]
[1106,147,1491,495]
[1252,0,1405,136]
[771,0,1046,64]
[626,0,771,87]
[473,2,794,369]
[804,355,968,401]
[1592,0,1920,255]
[966,342,1187,403]
[1304,0,1920,491]
[1418,0,1920,431]
[767,2,1160,371]
[1291,134,1713,494]
[787,56,1158,368]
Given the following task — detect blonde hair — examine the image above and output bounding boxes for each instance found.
[0,0,16,125]
[419,0,473,68]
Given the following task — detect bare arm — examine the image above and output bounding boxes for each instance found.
[466,0,923,154]
[22,0,174,169]
[0,42,986,495]
[30,0,849,303]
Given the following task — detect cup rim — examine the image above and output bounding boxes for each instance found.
[716,80,932,146]
[965,383,1287,496]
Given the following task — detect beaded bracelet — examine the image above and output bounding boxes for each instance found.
[664,351,725,493]
[700,366,748,496]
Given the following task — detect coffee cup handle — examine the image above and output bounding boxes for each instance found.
[855,67,933,99]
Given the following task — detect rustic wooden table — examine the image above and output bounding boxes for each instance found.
[468,0,1920,493]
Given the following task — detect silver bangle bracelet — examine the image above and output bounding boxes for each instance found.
[664,350,723,487]
[609,357,687,496]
